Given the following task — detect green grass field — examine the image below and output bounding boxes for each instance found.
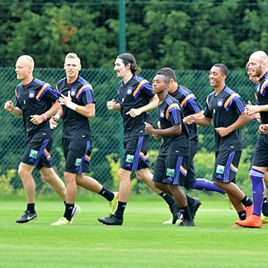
[0,194,267,268]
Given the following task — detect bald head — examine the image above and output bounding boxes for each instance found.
[249,51,268,66]
[247,50,268,80]
[17,55,35,70]
[15,55,35,83]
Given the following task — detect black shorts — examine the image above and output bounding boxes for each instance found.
[22,131,53,169]
[183,139,198,190]
[153,153,189,186]
[122,135,150,171]
[252,135,268,167]
[213,150,241,183]
[62,137,92,174]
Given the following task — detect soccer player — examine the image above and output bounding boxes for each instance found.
[145,72,194,226]
[4,55,66,223]
[236,51,268,228]
[246,61,268,223]
[50,53,118,225]
[98,53,177,225]
[156,67,225,224]
[185,63,253,225]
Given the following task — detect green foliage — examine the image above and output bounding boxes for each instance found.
[0,1,268,69]
[0,168,16,195]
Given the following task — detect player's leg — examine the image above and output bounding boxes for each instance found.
[76,174,118,212]
[16,162,37,223]
[212,150,253,223]
[39,167,66,201]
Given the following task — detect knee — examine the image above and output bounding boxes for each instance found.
[18,165,30,178]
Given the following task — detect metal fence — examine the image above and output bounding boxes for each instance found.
[0,67,259,194]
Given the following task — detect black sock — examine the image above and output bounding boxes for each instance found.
[159,192,175,209]
[238,210,246,220]
[27,203,35,213]
[186,195,195,206]
[180,206,193,221]
[262,198,268,216]
[241,196,253,206]
[114,201,127,220]
[99,187,114,202]
[64,203,74,221]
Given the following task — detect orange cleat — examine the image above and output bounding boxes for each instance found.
[236,215,262,228]
[245,205,253,218]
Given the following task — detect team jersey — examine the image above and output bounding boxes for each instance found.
[158,94,189,155]
[204,86,244,151]
[255,71,268,124]
[56,76,95,139]
[170,85,203,141]
[116,75,155,138]
[15,78,59,141]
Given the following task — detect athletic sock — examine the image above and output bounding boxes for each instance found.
[241,195,253,207]
[114,201,127,220]
[238,210,246,220]
[262,198,268,217]
[180,206,193,221]
[27,203,35,213]
[250,168,265,216]
[192,178,225,194]
[64,203,74,221]
[186,195,195,206]
[159,192,175,209]
[98,187,114,202]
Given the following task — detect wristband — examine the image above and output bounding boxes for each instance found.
[67,102,77,111]
[40,113,48,122]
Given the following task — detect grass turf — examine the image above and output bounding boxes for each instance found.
[0,194,267,268]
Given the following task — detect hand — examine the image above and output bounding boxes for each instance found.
[4,100,14,112]
[126,108,142,118]
[107,99,117,110]
[49,115,60,129]
[245,101,259,116]
[153,133,161,139]
[59,91,72,106]
[145,122,154,134]
[184,115,196,125]
[30,114,44,125]
[259,124,268,135]
[215,127,229,137]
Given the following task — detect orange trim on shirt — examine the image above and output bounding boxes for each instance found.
[35,83,49,100]
[76,83,92,99]
[180,94,194,108]
[224,93,239,109]
[165,103,180,119]
[132,80,147,97]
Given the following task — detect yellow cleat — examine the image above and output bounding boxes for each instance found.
[262,216,268,224]
[51,217,71,225]
[110,192,119,213]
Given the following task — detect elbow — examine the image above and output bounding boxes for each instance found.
[87,111,95,118]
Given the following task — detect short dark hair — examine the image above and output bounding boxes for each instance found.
[117,53,140,74]
[213,64,229,77]
[158,67,177,81]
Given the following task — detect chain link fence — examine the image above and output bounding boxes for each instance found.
[0,67,259,194]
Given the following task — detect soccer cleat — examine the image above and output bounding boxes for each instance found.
[110,192,119,213]
[51,217,71,225]
[245,205,253,218]
[98,214,123,225]
[177,220,195,227]
[71,204,81,223]
[16,211,37,223]
[262,216,268,224]
[235,215,262,228]
[190,198,201,219]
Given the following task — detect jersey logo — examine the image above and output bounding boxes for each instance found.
[29,90,35,98]
[217,99,224,107]
[127,87,133,95]
[160,110,165,118]
[71,87,77,97]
